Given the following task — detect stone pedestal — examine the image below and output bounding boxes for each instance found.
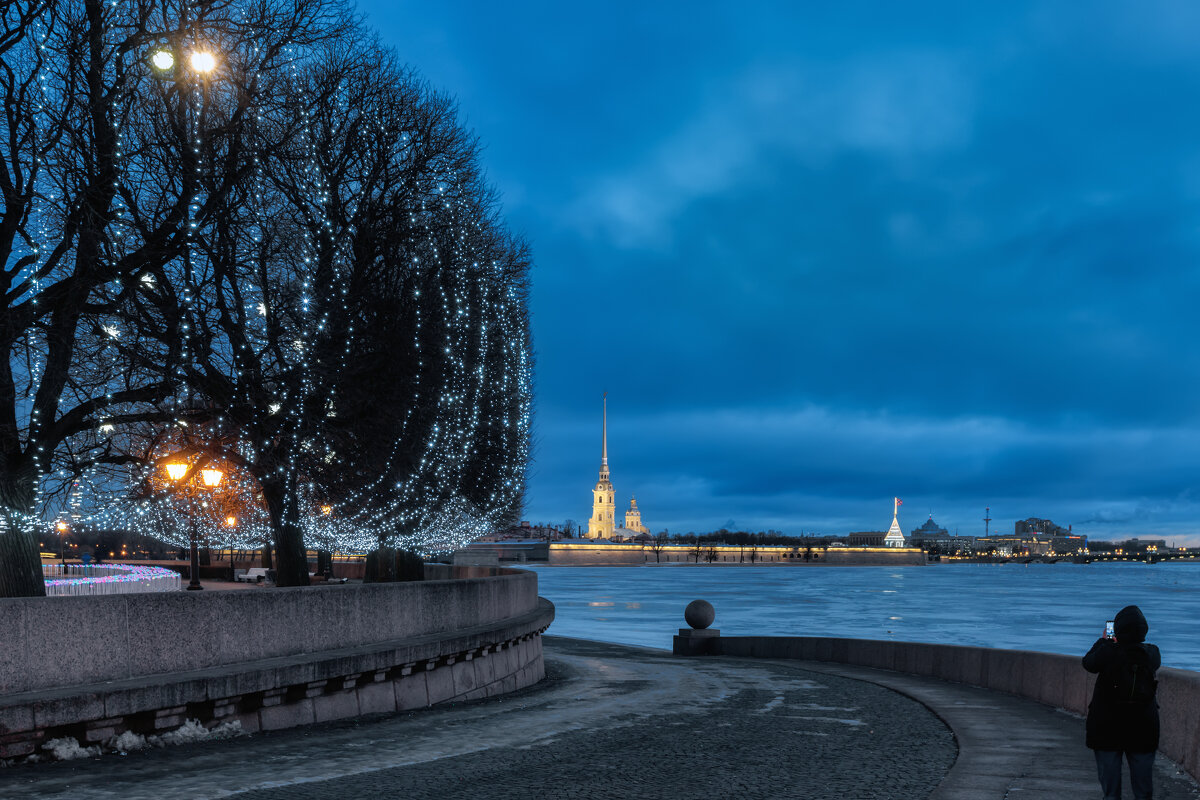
[673,628,720,656]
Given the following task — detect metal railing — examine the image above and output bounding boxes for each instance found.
[41,563,182,596]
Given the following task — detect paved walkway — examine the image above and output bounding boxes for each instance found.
[791,660,1198,800]
[0,637,1196,799]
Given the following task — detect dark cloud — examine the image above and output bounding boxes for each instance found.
[359,0,1200,543]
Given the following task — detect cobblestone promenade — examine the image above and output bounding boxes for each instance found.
[2,637,1197,799]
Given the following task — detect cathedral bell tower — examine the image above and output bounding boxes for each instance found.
[587,394,616,540]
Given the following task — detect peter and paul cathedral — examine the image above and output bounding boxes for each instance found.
[585,395,650,540]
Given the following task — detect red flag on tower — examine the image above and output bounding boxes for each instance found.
[896,497,903,506]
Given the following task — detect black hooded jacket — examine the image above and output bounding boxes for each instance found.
[1082,605,1160,752]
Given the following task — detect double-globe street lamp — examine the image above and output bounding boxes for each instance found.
[164,461,224,590]
[151,42,221,590]
[150,47,217,77]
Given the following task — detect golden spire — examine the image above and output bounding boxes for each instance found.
[602,392,608,468]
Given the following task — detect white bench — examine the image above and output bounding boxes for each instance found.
[238,567,270,583]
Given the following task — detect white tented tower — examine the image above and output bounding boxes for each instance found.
[883,497,906,547]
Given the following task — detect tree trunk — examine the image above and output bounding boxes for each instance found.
[261,543,273,569]
[0,524,45,597]
[261,477,310,587]
[0,468,46,597]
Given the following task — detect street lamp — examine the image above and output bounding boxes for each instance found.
[190,51,217,73]
[56,520,67,571]
[164,460,223,590]
[149,48,217,75]
[151,49,174,70]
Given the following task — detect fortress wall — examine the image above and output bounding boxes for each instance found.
[646,546,926,565]
[547,543,646,566]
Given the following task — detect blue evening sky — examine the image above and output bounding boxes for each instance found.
[355,1,1200,543]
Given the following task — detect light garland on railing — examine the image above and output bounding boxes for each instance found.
[42,563,182,596]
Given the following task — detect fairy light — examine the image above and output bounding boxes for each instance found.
[13,2,533,564]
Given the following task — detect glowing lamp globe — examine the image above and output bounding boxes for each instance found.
[164,463,188,481]
[200,468,223,488]
[151,50,174,70]
[190,51,216,73]
[55,521,67,533]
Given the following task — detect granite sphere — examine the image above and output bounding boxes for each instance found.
[684,599,715,629]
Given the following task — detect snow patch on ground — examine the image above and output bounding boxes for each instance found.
[42,737,101,760]
[18,719,245,765]
[106,730,149,753]
[151,719,243,747]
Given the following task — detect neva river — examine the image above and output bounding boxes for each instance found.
[525,562,1200,671]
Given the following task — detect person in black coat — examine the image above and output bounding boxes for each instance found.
[1082,604,1160,800]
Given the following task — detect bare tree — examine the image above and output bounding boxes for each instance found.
[131,27,530,584]
[648,531,668,563]
[0,0,531,595]
[0,0,349,596]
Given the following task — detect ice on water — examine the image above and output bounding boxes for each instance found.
[528,562,1200,670]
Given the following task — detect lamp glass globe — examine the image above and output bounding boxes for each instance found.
[190,51,216,73]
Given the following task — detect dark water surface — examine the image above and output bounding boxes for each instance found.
[525,562,1200,670]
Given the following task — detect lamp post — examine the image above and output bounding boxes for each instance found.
[151,42,220,590]
[224,514,237,580]
[164,461,223,590]
[56,520,67,571]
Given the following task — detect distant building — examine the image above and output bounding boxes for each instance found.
[585,396,651,540]
[586,396,616,539]
[976,536,1023,556]
[848,531,886,547]
[909,515,949,540]
[1015,518,1070,537]
[907,515,974,554]
[624,496,648,534]
[976,533,1088,556]
[1120,538,1167,554]
[480,521,567,542]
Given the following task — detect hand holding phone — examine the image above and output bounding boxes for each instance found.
[1104,620,1115,640]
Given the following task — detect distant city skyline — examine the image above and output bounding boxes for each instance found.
[357,1,1200,545]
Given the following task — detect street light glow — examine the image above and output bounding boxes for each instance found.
[190,51,216,73]
[151,50,174,70]
[200,468,224,487]
[165,463,188,481]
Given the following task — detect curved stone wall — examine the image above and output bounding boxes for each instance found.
[701,635,1200,783]
[0,563,537,694]
[0,566,553,758]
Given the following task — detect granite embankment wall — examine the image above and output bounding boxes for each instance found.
[0,565,553,757]
[691,635,1200,783]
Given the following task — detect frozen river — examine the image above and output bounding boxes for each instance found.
[525,562,1200,671]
